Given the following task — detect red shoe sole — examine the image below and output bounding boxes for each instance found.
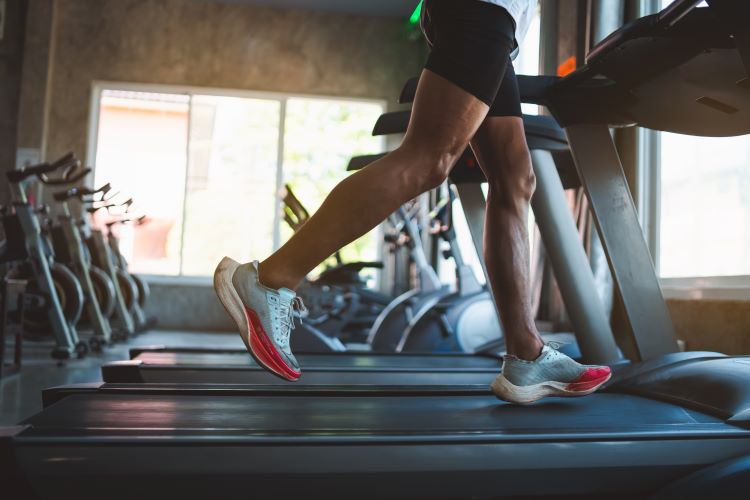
[244,307,301,381]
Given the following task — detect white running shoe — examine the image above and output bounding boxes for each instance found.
[213,257,305,381]
[491,345,612,405]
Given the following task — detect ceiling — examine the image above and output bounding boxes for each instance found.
[209,0,418,17]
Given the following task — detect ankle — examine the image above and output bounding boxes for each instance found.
[506,336,544,361]
[257,260,298,291]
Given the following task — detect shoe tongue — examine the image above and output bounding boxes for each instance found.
[277,288,296,302]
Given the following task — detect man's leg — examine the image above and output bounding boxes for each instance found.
[470,116,544,361]
[259,69,489,291]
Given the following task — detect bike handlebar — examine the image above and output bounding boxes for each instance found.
[44,166,91,186]
[6,152,81,184]
[53,182,114,202]
[105,214,147,228]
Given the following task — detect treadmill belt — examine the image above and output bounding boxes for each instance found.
[24,391,726,439]
[102,360,500,385]
[132,351,502,369]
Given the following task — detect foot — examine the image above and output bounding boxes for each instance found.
[213,257,305,381]
[491,345,611,405]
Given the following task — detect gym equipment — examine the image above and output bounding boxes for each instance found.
[104,215,157,330]
[50,185,116,349]
[348,153,503,354]
[0,278,36,380]
[0,154,89,359]
[281,184,390,344]
[346,175,450,352]
[77,191,137,337]
[286,185,456,354]
[411,185,500,353]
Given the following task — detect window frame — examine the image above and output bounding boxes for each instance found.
[87,81,387,280]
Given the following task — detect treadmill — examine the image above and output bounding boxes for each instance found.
[3,0,750,497]
[4,353,750,499]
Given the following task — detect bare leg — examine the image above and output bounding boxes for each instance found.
[470,116,544,361]
[260,70,489,290]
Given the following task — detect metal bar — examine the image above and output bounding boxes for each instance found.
[657,0,702,28]
[564,124,678,360]
[453,184,489,286]
[636,127,661,268]
[397,206,440,292]
[178,95,193,276]
[530,150,619,363]
[273,98,287,251]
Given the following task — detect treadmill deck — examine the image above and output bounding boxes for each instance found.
[19,390,741,441]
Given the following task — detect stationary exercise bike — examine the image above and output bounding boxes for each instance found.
[74,186,137,338]
[104,215,156,330]
[50,183,119,350]
[0,153,89,359]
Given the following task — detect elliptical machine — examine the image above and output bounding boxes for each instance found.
[364,201,450,352]
[347,154,500,354]
[398,183,503,353]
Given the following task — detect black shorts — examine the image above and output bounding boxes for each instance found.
[421,0,522,117]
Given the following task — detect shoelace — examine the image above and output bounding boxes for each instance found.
[276,296,307,348]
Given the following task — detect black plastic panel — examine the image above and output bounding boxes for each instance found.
[611,355,750,424]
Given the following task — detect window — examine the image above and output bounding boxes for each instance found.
[658,133,750,278]
[89,85,385,277]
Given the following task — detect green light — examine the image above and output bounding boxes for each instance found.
[409,1,422,25]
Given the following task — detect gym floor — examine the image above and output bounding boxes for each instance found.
[0,330,241,425]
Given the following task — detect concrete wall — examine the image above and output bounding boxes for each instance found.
[16,0,54,158]
[144,279,234,331]
[668,299,750,355]
[18,0,423,159]
[0,0,28,205]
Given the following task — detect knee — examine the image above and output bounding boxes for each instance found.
[487,146,536,206]
[399,141,466,193]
